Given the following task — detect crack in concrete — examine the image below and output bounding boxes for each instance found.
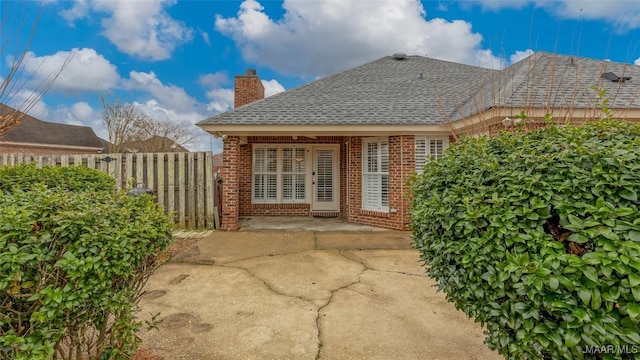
[164,235,425,360]
[217,264,318,306]
[313,247,371,360]
[374,269,428,278]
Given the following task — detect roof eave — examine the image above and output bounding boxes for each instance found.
[451,107,640,134]
[197,124,455,137]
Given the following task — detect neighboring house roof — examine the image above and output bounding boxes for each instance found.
[198,52,639,131]
[116,135,188,153]
[0,104,105,149]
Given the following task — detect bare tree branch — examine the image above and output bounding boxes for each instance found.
[0,0,74,138]
[100,96,194,153]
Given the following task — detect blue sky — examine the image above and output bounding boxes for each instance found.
[2,0,639,153]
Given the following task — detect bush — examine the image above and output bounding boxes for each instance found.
[0,163,115,193]
[410,120,640,359]
[0,167,172,359]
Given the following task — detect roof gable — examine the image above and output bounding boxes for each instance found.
[0,104,105,148]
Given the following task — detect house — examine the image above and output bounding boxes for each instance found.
[115,135,189,153]
[197,52,640,231]
[0,104,105,155]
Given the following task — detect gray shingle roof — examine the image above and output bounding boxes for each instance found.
[0,104,105,148]
[198,52,640,127]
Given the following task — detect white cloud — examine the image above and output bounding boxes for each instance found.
[60,0,193,61]
[635,57,640,66]
[510,49,535,64]
[70,101,96,121]
[261,79,285,97]
[198,72,230,88]
[215,0,503,77]
[20,48,120,92]
[60,0,90,25]
[470,0,640,31]
[5,90,50,120]
[124,71,197,113]
[205,88,234,113]
[50,101,102,131]
[200,29,211,46]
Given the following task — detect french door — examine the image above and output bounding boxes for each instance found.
[311,146,339,211]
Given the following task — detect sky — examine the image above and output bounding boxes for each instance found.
[2,0,640,153]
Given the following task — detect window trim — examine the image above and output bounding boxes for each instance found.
[252,144,309,204]
[362,137,389,212]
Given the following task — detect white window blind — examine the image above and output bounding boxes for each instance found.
[362,137,389,211]
[253,147,278,202]
[415,136,449,174]
[253,145,307,203]
[282,147,306,202]
[315,150,334,202]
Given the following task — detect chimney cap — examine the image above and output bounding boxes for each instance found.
[246,68,257,76]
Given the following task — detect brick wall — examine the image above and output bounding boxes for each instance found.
[0,145,100,155]
[234,70,265,108]
[221,136,240,231]
[238,136,345,217]
[345,135,414,230]
[223,135,417,231]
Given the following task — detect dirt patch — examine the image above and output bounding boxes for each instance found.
[141,290,166,300]
[131,348,159,360]
[168,274,189,284]
[161,312,200,330]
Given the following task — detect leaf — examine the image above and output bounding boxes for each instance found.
[549,277,559,291]
[568,233,589,244]
[629,231,640,242]
[565,330,581,347]
[627,303,640,322]
[567,215,584,230]
[591,288,602,310]
[583,267,599,283]
[629,273,640,288]
[579,288,591,306]
[620,189,638,202]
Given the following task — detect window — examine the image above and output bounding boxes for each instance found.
[362,137,388,211]
[253,145,307,203]
[415,136,449,174]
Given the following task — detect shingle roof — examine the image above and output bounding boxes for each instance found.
[198,52,640,127]
[0,104,105,148]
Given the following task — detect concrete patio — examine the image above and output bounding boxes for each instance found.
[137,229,501,359]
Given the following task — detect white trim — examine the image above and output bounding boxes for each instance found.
[362,137,389,212]
[199,124,453,136]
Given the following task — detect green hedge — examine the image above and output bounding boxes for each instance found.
[0,167,172,359]
[410,120,640,359]
[0,163,115,193]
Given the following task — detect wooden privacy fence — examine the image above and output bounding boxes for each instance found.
[0,152,221,230]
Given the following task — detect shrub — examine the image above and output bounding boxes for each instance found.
[410,119,640,359]
[0,163,115,193]
[0,179,172,358]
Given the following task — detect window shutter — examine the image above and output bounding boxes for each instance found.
[415,137,448,174]
[415,138,427,174]
[362,137,389,211]
[315,149,333,202]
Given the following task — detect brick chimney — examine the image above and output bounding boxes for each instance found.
[234,69,264,108]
